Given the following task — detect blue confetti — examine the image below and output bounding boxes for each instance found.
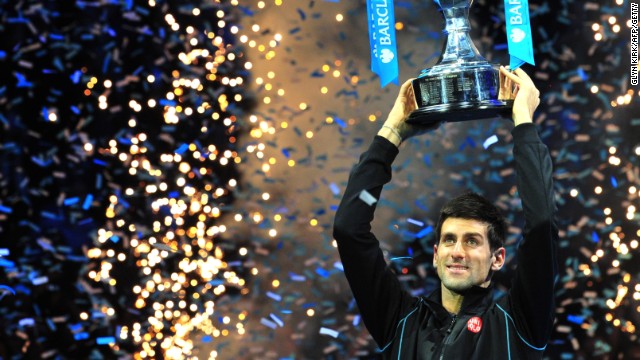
[567,315,584,325]
[493,43,508,50]
[266,291,282,301]
[238,5,255,16]
[333,261,344,271]
[7,16,26,23]
[41,211,58,220]
[63,197,79,206]
[78,218,93,226]
[15,72,33,88]
[459,136,476,150]
[175,143,189,155]
[159,99,177,106]
[483,135,498,149]
[577,67,588,81]
[302,302,316,309]
[96,336,116,345]
[70,70,82,84]
[297,8,306,20]
[74,332,89,341]
[423,154,432,167]
[390,257,413,261]
[358,190,377,206]
[335,89,359,99]
[82,194,93,210]
[0,285,16,295]
[319,327,340,338]
[333,117,347,128]
[260,317,278,330]
[415,226,434,239]
[270,313,284,327]
[289,273,306,281]
[315,267,330,278]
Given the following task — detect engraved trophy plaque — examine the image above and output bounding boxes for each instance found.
[408,0,513,124]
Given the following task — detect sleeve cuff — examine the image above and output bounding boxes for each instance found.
[511,123,541,144]
[370,135,400,164]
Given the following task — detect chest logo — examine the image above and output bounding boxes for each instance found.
[467,316,483,333]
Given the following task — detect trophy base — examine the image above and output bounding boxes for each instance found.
[410,62,513,125]
[407,100,513,125]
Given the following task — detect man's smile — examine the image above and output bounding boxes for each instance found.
[446,264,469,274]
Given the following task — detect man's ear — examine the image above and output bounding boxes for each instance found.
[491,247,506,271]
[433,244,439,267]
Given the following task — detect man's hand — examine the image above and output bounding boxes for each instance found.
[377,78,441,147]
[499,66,541,126]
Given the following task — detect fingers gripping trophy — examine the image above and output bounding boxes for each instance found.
[408,0,513,125]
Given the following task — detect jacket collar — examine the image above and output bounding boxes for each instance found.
[425,283,494,318]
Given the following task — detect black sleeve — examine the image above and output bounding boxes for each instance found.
[333,136,417,347]
[508,123,559,347]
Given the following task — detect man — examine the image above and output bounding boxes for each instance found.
[333,67,558,359]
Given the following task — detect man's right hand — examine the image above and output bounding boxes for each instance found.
[377,79,441,147]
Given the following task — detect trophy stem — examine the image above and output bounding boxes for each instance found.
[442,7,471,33]
[438,6,486,65]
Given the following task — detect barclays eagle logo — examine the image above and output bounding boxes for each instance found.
[380,48,395,64]
[509,28,526,43]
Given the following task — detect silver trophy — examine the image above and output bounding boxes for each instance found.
[408,0,512,124]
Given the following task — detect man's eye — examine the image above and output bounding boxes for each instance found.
[443,237,455,244]
[467,239,479,245]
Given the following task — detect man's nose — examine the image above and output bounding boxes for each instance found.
[451,241,465,258]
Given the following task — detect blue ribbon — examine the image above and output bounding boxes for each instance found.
[504,0,535,69]
[0,285,16,296]
[367,0,399,87]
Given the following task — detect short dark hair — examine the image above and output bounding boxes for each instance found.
[435,192,506,251]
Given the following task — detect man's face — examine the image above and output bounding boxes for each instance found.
[434,217,505,293]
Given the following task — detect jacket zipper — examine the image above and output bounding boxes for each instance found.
[439,315,457,360]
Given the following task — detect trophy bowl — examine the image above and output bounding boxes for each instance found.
[407,0,513,125]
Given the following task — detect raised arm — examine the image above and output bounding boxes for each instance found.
[500,67,559,347]
[333,79,439,346]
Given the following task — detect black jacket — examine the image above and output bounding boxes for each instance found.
[333,124,558,359]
